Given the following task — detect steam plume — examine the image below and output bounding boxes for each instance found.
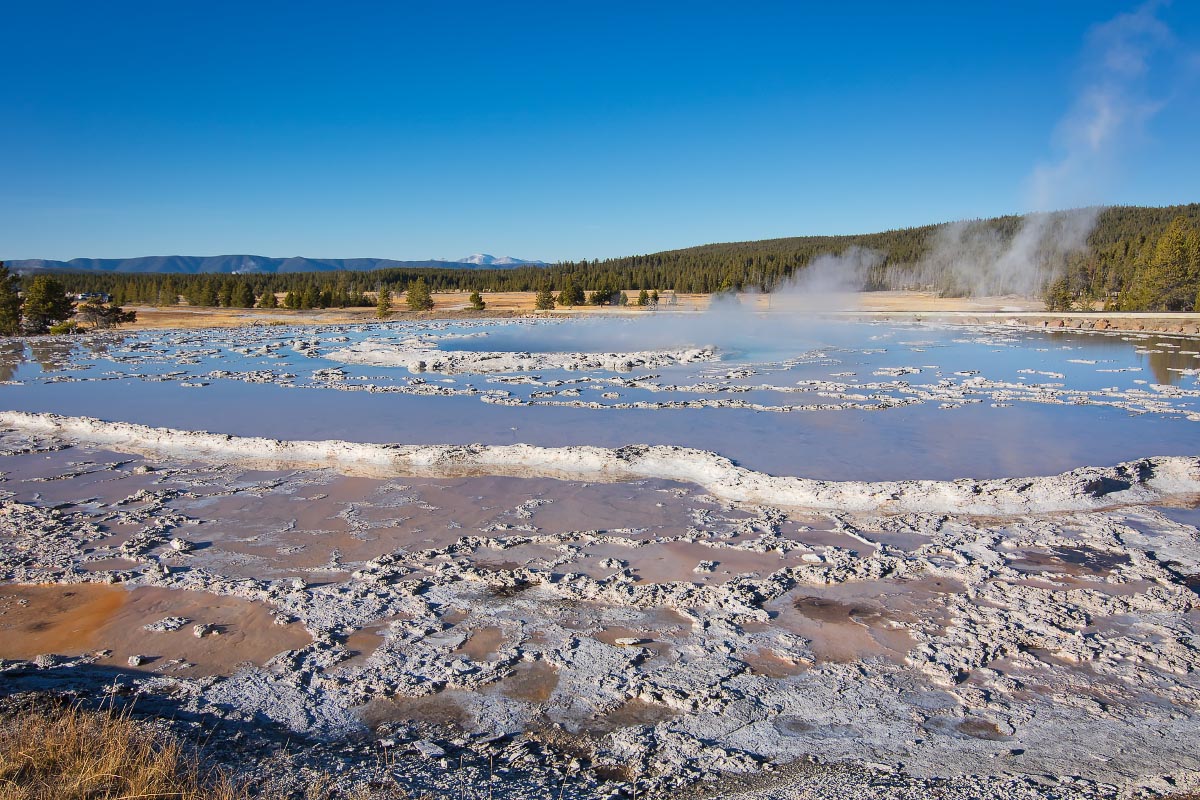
[908,2,1185,298]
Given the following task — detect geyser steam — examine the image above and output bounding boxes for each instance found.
[767,246,883,312]
[899,1,1186,298]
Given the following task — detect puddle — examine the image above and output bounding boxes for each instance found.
[334,619,408,671]
[0,583,127,655]
[498,660,559,703]
[0,583,311,676]
[1007,546,1131,577]
[582,698,679,734]
[361,691,473,730]
[744,648,808,678]
[922,715,1013,741]
[453,626,505,662]
[763,581,954,664]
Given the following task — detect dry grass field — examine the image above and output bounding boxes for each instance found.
[0,704,252,800]
[115,290,1055,331]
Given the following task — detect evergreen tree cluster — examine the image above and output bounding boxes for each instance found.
[0,265,137,335]
[1100,215,1200,311]
[20,204,1200,312]
[1036,207,1200,311]
[405,278,434,311]
[534,285,556,310]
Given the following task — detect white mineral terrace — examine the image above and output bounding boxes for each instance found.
[325,338,719,374]
[2,410,1198,515]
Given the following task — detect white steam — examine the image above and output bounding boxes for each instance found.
[631,247,882,351]
[1030,2,1173,210]
[903,208,1101,297]
[767,246,883,312]
[467,249,881,356]
[904,1,1184,298]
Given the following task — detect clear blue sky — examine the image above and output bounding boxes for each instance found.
[3,1,1198,262]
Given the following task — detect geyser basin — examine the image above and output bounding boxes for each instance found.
[1,315,1199,797]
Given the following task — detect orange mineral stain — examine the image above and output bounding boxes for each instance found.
[0,583,127,657]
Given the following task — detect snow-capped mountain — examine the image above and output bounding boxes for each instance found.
[456,254,548,267]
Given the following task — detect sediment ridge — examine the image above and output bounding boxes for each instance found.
[3,410,1197,515]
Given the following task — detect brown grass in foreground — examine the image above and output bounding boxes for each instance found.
[0,703,252,800]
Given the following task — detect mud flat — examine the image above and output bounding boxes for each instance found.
[1,416,1199,798]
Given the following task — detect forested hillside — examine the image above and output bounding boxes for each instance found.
[20,204,1200,311]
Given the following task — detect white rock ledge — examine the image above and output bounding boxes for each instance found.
[326,340,717,374]
[2,410,1198,515]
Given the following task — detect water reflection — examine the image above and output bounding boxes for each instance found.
[27,340,76,373]
[1042,330,1198,386]
[0,342,23,382]
[83,337,114,359]
[1144,348,1198,386]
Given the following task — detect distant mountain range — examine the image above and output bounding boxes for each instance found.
[5,254,549,274]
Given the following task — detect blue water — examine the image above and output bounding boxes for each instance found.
[1,318,1196,481]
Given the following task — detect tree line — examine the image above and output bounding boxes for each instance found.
[0,267,136,335]
[17,203,1200,312]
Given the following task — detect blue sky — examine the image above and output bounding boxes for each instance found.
[3,1,1198,262]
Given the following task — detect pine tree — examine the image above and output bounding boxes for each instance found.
[534,285,556,310]
[556,278,583,307]
[637,289,650,306]
[76,300,136,329]
[468,291,486,310]
[376,287,392,318]
[159,279,180,306]
[21,275,74,334]
[406,278,433,311]
[258,290,278,309]
[1128,216,1200,311]
[0,263,22,336]
[232,282,255,308]
[284,291,298,309]
[1043,278,1073,311]
[588,278,621,306]
[198,283,219,307]
[650,289,659,306]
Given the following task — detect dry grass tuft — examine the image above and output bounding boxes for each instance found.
[0,703,252,800]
